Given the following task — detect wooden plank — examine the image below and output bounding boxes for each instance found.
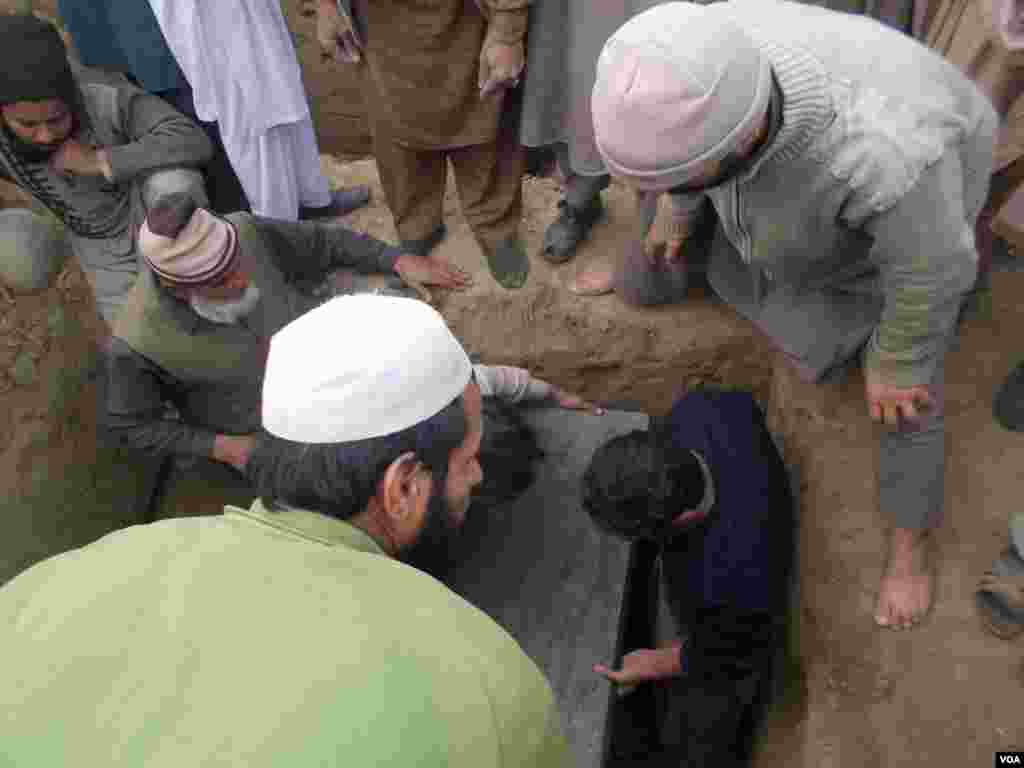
[446,407,647,768]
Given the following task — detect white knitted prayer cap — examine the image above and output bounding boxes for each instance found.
[262,295,473,443]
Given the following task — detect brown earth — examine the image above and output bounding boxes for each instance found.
[1,1,1022,765]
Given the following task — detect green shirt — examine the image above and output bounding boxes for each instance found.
[0,502,569,767]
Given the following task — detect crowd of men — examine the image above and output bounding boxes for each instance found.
[1,0,1023,764]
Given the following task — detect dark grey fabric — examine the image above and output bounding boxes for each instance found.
[518,0,669,175]
[446,406,646,767]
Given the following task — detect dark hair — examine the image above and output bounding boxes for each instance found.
[474,398,542,509]
[246,396,467,519]
[581,425,705,542]
[146,191,198,238]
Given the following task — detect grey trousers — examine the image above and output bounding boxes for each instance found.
[0,168,209,324]
[554,142,609,209]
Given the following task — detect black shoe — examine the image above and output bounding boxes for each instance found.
[299,185,372,220]
[994,360,1024,431]
[542,196,604,264]
[400,224,448,257]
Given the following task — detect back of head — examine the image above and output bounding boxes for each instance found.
[251,295,475,518]
[582,425,705,542]
[473,398,542,509]
[582,430,659,541]
[591,1,771,191]
[0,15,76,108]
[139,193,240,287]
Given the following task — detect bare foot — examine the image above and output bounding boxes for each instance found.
[569,264,615,296]
[874,528,934,630]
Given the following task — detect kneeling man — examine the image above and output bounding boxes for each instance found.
[584,388,794,766]
[104,193,469,472]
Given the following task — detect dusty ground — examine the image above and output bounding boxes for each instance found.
[1,1,1022,764]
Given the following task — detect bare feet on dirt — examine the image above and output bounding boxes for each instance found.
[875,528,934,630]
[568,264,615,296]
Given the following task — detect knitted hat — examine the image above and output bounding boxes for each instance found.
[591,2,772,191]
[0,15,76,107]
[138,194,238,286]
[262,295,474,444]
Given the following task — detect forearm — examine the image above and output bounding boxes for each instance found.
[104,87,214,183]
[253,217,402,284]
[478,0,530,43]
[473,364,554,403]
[864,158,978,388]
[106,412,217,460]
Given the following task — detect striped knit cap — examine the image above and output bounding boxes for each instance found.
[138,193,238,286]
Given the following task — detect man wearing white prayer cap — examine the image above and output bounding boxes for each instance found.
[0,294,570,768]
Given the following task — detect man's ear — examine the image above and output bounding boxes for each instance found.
[379,451,429,524]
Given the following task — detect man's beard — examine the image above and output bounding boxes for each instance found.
[2,113,77,164]
[398,489,467,579]
[189,282,262,325]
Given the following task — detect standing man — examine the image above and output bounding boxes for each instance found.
[581,0,998,629]
[0,295,569,766]
[317,0,532,290]
[0,14,212,323]
[584,388,794,765]
[146,0,371,222]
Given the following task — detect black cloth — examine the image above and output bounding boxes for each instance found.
[0,15,77,106]
[657,389,795,766]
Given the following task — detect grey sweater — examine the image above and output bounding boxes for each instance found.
[666,0,997,388]
[0,66,213,240]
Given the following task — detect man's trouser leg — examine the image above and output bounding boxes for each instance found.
[222,123,301,220]
[877,349,948,530]
[554,142,609,209]
[448,115,525,254]
[367,109,448,245]
[288,118,333,209]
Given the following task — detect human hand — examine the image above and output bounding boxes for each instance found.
[213,433,258,472]
[50,140,111,179]
[317,0,362,64]
[864,367,935,429]
[551,386,605,415]
[479,41,524,97]
[394,253,473,302]
[594,646,683,692]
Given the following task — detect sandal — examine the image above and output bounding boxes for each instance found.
[976,547,1024,640]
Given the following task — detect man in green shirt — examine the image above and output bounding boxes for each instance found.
[0,294,569,767]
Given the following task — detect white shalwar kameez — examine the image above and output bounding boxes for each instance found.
[146,0,333,219]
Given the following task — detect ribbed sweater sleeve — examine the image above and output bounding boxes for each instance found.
[473,364,554,402]
[103,82,213,184]
[863,152,979,387]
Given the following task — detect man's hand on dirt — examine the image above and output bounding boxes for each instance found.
[865,368,935,429]
[479,41,524,97]
[213,433,259,473]
[642,230,686,266]
[50,140,111,180]
[394,253,472,302]
[317,0,362,64]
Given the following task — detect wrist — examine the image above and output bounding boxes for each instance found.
[485,10,527,45]
[95,148,113,181]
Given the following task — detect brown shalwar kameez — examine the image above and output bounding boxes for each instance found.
[352,0,529,253]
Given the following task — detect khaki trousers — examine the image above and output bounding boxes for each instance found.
[369,110,524,253]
